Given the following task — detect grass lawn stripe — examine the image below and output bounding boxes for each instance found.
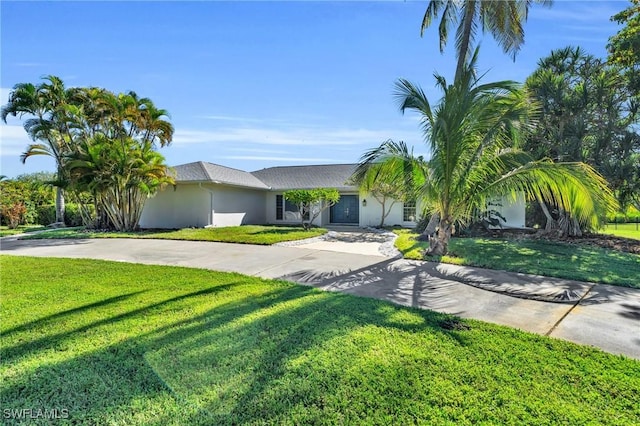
[1,256,638,425]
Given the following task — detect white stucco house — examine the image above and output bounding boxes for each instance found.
[139,161,526,229]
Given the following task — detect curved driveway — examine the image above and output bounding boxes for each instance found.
[1,236,639,360]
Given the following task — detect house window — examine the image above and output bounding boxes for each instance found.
[276,195,283,220]
[403,200,416,222]
[276,195,301,221]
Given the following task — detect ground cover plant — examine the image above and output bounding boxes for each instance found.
[1,256,639,425]
[19,225,326,245]
[394,229,640,288]
[0,225,44,237]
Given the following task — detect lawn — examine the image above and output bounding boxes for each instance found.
[1,256,638,425]
[0,225,44,237]
[19,225,326,245]
[394,230,640,288]
[600,222,640,240]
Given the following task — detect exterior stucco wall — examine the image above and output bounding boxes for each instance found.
[139,184,211,229]
[358,192,417,228]
[210,185,266,227]
[489,193,526,228]
[140,183,267,229]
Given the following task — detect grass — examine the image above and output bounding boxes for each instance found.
[600,222,640,240]
[1,256,638,425]
[394,229,640,288]
[0,225,44,237]
[20,225,326,245]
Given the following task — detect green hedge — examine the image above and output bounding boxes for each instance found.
[36,204,86,226]
[607,208,640,223]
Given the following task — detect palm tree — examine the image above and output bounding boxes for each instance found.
[66,135,174,231]
[421,0,552,81]
[357,52,617,255]
[351,140,425,227]
[1,76,73,224]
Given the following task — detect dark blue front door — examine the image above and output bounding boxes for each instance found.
[330,195,359,224]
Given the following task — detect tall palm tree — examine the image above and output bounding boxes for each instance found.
[1,76,73,224]
[357,52,617,255]
[421,0,552,81]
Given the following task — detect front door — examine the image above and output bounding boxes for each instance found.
[330,195,359,224]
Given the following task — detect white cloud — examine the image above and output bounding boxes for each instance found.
[13,62,45,68]
[0,124,31,157]
[222,155,336,162]
[230,147,290,154]
[172,125,416,147]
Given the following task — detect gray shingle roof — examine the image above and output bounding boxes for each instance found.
[251,164,358,191]
[171,162,270,189]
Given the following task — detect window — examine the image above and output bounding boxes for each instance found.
[276,195,301,221]
[403,200,416,222]
[276,195,283,220]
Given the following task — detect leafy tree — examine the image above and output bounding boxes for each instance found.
[359,52,616,255]
[525,46,639,233]
[283,189,340,230]
[67,136,174,231]
[420,0,552,80]
[351,140,424,227]
[607,0,640,68]
[2,77,174,231]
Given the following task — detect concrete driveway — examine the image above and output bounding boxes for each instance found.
[1,236,639,360]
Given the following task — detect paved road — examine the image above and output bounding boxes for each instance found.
[1,236,639,360]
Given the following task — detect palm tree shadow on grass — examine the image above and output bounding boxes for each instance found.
[1,279,463,425]
[140,285,465,424]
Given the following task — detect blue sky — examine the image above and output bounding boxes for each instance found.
[0,0,623,178]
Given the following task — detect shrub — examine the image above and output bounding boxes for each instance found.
[607,206,640,223]
[2,202,27,228]
[37,205,57,225]
[64,204,85,226]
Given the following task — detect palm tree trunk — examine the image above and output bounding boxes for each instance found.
[55,187,65,225]
[538,199,555,232]
[426,217,452,256]
[558,210,583,237]
[418,213,440,241]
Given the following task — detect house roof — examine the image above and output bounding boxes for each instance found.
[171,161,358,191]
[251,164,358,191]
[171,162,270,189]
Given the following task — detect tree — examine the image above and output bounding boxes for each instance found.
[66,136,174,231]
[607,0,640,69]
[420,0,552,80]
[2,77,174,231]
[283,189,340,230]
[360,51,617,255]
[525,46,639,233]
[351,140,424,227]
[1,76,74,224]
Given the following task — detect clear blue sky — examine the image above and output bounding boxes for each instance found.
[0,0,623,178]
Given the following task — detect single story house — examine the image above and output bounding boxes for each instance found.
[139,161,526,229]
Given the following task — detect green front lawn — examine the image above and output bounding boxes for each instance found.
[394,230,640,288]
[600,223,640,240]
[0,225,44,237]
[20,225,326,245]
[1,256,638,425]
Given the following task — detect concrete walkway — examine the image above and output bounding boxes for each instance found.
[1,236,639,360]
